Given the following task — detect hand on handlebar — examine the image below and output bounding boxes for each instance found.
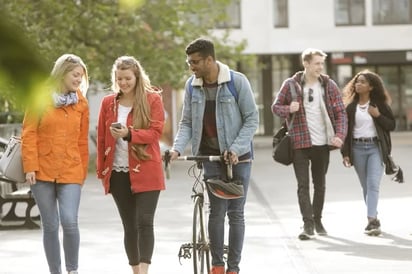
[168,150,180,161]
[224,150,239,165]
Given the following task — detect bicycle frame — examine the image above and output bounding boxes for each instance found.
[164,152,223,274]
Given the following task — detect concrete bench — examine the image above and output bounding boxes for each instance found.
[0,178,40,230]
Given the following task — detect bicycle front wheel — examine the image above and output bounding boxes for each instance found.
[192,195,211,274]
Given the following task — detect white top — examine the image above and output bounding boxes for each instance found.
[353,101,377,138]
[304,82,328,145]
[113,104,132,172]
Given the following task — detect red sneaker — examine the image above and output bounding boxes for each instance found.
[209,266,225,274]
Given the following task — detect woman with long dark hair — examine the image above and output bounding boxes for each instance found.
[341,70,396,236]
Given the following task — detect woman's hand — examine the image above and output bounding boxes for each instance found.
[368,104,380,117]
[26,171,36,185]
[110,125,127,139]
[343,156,351,168]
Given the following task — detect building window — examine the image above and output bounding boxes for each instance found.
[335,0,365,26]
[373,0,412,25]
[215,0,241,29]
[273,0,288,28]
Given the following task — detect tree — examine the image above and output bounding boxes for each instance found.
[1,0,246,90]
[0,8,49,122]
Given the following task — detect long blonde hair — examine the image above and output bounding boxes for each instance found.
[111,56,161,160]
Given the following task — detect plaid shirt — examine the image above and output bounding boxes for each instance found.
[271,71,347,149]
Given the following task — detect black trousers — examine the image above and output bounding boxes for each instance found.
[109,171,160,265]
[292,145,330,223]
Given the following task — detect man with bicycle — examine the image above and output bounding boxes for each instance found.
[168,38,259,274]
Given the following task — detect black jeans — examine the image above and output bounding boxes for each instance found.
[109,171,160,265]
[293,145,330,223]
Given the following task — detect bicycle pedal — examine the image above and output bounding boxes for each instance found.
[178,243,193,262]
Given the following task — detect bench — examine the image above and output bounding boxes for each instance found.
[0,177,40,230]
[0,134,40,229]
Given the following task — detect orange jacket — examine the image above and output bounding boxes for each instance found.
[22,90,89,184]
[96,92,165,194]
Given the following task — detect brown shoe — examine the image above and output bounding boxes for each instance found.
[210,266,225,274]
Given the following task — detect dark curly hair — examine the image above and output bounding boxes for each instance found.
[342,69,392,106]
[185,38,215,59]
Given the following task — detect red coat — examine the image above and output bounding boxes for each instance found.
[96,92,165,194]
[22,89,89,184]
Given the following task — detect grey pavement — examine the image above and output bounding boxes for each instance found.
[1,132,412,273]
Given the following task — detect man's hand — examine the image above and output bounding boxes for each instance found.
[168,149,180,161]
[224,150,239,165]
[290,101,300,113]
[330,136,343,148]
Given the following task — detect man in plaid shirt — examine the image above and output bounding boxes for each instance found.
[272,48,347,240]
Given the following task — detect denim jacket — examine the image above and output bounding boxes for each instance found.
[172,61,259,157]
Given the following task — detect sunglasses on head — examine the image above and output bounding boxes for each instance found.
[308,88,314,102]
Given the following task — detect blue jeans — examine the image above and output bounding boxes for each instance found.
[203,161,251,273]
[31,181,81,274]
[352,141,384,218]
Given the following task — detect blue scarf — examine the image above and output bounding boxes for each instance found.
[52,91,79,107]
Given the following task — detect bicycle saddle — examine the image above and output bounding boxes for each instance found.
[206,178,244,199]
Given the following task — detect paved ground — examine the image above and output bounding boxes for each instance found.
[0,132,411,274]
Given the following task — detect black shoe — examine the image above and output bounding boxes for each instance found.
[298,221,315,240]
[364,219,381,236]
[314,219,327,235]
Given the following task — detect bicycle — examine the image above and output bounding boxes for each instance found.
[163,151,243,274]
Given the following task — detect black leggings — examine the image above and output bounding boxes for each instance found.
[109,171,160,265]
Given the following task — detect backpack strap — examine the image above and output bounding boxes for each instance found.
[287,81,297,129]
[226,70,238,101]
[289,81,297,101]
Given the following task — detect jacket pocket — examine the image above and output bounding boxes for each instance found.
[66,147,81,163]
[38,142,52,156]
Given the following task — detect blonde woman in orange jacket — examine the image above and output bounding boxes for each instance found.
[22,54,89,274]
[96,56,165,274]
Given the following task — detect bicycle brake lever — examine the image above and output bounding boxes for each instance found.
[227,151,233,180]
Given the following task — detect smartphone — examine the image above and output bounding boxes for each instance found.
[111,122,122,129]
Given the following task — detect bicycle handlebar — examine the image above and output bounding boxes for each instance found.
[176,155,222,161]
[164,150,222,166]
[163,150,233,180]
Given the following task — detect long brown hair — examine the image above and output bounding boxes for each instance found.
[111,56,162,160]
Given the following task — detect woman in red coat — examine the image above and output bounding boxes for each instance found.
[96,56,165,274]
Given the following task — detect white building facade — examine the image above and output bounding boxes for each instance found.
[212,0,412,134]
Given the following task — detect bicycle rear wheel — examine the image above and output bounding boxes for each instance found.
[192,195,211,274]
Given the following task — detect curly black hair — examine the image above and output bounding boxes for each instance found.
[342,69,392,106]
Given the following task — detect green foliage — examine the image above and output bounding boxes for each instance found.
[1,0,247,90]
[0,7,49,119]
